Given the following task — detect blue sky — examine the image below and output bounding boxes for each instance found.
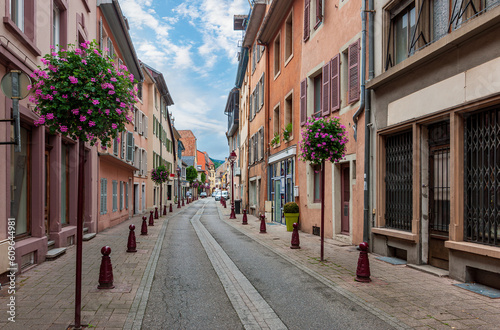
[120,0,249,160]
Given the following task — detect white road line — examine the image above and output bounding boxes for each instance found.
[191,203,287,330]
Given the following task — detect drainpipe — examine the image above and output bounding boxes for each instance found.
[352,0,374,244]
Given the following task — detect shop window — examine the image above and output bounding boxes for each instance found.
[464,107,500,246]
[385,130,413,231]
[11,127,30,236]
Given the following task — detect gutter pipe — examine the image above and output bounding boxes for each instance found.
[352,0,374,244]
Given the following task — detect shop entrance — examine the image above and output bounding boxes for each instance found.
[428,121,450,270]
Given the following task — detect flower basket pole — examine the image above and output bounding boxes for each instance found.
[299,116,348,262]
[31,41,137,329]
[151,165,169,213]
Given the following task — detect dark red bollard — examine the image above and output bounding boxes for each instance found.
[141,216,148,235]
[290,223,300,249]
[242,209,248,225]
[149,210,154,226]
[127,224,137,253]
[170,203,173,212]
[98,246,115,289]
[163,205,167,215]
[259,214,266,234]
[177,199,181,208]
[154,207,159,219]
[355,242,371,282]
[187,197,190,204]
[182,198,185,206]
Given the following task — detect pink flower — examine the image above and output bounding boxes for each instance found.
[93,49,100,55]
[108,90,115,95]
[46,113,54,120]
[75,48,83,55]
[104,109,110,115]
[87,109,93,115]
[82,59,87,65]
[91,78,96,82]
[89,121,96,127]
[62,94,68,98]
[110,77,117,82]
[80,42,88,49]
[77,126,82,131]
[60,125,68,132]
[92,99,99,105]
[80,115,86,122]
[111,123,118,129]
[115,109,122,115]
[69,76,78,84]
[72,109,79,115]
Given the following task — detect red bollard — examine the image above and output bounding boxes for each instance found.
[127,225,137,253]
[98,246,115,289]
[182,198,185,206]
[187,197,190,204]
[177,198,181,208]
[154,207,159,219]
[163,205,167,215]
[149,210,154,226]
[141,216,148,235]
[259,214,266,234]
[355,242,371,283]
[290,223,300,249]
[242,209,248,225]
[170,203,173,212]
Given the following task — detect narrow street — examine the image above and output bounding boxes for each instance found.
[143,200,393,330]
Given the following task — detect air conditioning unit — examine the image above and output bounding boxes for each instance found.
[234,167,241,176]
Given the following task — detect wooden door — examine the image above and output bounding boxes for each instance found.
[341,164,350,235]
[45,151,50,236]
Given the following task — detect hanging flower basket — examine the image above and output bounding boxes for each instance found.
[151,165,170,185]
[31,40,137,147]
[192,181,199,188]
[299,116,348,165]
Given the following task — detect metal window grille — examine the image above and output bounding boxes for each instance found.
[385,130,413,231]
[464,107,500,246]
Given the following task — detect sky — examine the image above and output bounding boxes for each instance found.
[120,0,249,161]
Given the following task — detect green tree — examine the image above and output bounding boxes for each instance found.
[200,172,206,183]
[186,166,197,183]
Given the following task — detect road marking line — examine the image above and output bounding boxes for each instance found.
[192,203,287,330]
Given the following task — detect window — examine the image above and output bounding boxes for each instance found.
[313,164,321,203]
[112,180,117,212]
[273,104,280,139]
[52,3,60,51]
[304,0,324,41]
[11,127,30,236]
[137,82,143,100]
[260,127,264,160]
[10,0,24,32]
[120,181,123,211]
[464,107,500,246]
[100,178,107,214]
[274,34,281,77]
[385,130,413,231]
[125,182,128,209]
[285,12,293,62]
[113,137,119,156]
[252,44,256,73]
[300,79,307,126]
[314,0,323,28]
[313,74,322,118]
[107,37,114,58]
[284,92,293,133]
[347,40,360,104]
[259,74,265,110]
[395,4,416,65]
[126,132,134,162]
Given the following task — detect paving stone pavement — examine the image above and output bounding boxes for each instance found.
[1,199,499,330]
[217,203,500,330]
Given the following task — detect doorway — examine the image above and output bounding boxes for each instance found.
[340,164,350,235]
[428,121,450,270]
[45,150,50,237]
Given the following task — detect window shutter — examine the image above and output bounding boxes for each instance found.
[330,54,340,112]
[255,83,260,112]
[249,95,253,120]
[260,74,265,109]
[316,0,323,25]
[134,110,138,131]
[300,79,307,126]
[120,181,123,210]
[260,127,264,160]
[131,135,135,164]
[99,18,103,50]
[121,132,126,159]
[126,182,128,209]
[348,39,360,104]
[139,112,143,135]
[304,0,311,41]
[113,137,118,155]
[144,151,148,176]
[144,116,148,138]
[322,61,330,116]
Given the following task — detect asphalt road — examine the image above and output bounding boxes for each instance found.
[142,199,394,330]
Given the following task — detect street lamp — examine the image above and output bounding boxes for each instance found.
[228,150,237,219]
[177,166,181,208]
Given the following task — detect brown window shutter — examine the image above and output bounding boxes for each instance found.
[300,79,307,126]
[330,54,340,112]
[316,0,323,25]
[348,39,360,104]
[304,0,310,41]
[322,61,330,117]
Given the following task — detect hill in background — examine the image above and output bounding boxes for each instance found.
[211,158,224,169]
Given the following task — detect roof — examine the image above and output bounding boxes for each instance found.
[182,156,195,167]
[242,0,267,48]
[179,130,196,139]
[142,62,174,105]
[257,0,294,44]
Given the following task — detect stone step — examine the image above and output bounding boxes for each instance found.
[46,247,67,260]
[83,233,96,241]
[83,227,89,234]
[47,240,55,248]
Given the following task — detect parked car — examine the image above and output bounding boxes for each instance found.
[221,191,229,200]
[200,192,207,198]
[214,191,222,201]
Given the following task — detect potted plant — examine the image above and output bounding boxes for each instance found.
[283,202,299,232]
[271,132,280,147]
[282,122,292,142]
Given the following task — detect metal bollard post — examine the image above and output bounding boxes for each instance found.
[355,242,371,282]
[98,246,115,289]
[141,216,148,235]
[127,225,137,253]
[290,223,300,249]
[242,209,248,225]
[149,210,154,226]
[259,214,266,234]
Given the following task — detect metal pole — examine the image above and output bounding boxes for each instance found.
[11,71,21,153]
[74,140,85,329]
[320,160,325,262]
[230,158,236,219]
